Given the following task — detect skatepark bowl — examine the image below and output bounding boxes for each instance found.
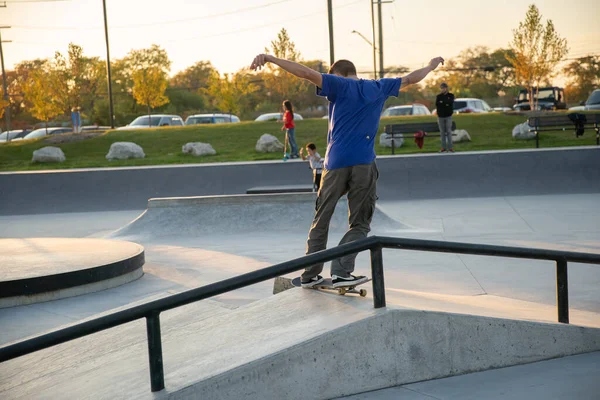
[0,146,599,399]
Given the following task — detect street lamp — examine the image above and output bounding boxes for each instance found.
[351,30,377,79]
[0,26,11,136]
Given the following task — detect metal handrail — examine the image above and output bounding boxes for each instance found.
[1,235,599,393]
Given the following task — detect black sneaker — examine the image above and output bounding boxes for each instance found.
[331,274,369,288]
[301,275,324,288]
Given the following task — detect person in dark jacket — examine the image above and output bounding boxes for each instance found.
[436,83,454,152]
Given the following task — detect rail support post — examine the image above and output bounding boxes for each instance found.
[556,258,569,324]
[370,245,386,308]
[146,311,165,392]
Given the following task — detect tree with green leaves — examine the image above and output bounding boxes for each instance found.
[507,4,568,111]
[204,70,258,115]
[263,28,306,104]
[23,68,63,133]
[132,66,169,127]
[563,55,600,105]
[50,43,105,120]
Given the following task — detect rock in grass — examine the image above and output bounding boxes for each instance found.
[452,129,471,143]
[256,134,284,153]
[106,142,145,160]
[512,121,536,139]
[379,132,405,148]
[182,142,216,157]
[32,146,66,163]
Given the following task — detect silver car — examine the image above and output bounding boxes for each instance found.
[255,112,303,121]
[22,127,72,140]
[569,89,600,111]
[118,114,184,130]
[382,104,431,117]
[185,113,241,125]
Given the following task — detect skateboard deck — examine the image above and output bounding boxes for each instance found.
[291,277,370,297]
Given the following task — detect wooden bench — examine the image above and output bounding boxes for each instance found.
[384,121,457,154]
[527,113,600,148]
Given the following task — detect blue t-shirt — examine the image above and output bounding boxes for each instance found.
[317,74,401,170]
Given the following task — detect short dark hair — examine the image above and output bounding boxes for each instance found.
[306,143,317,150]
[328,60,357,77]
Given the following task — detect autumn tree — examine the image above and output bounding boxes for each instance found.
[23,68,63,133]
[132,66,169,126]
[263,28,307,104]
[205,69,258,115]
[563,55,600,104]
[50,43,105,119]
[507,4,568,110]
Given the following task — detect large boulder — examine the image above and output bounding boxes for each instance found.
[32,146,66,163]
[106,142,145,160]
[512,121,536,140]
[182,142,216,157]
[379,132,405,148]
[256,134,284,153]
[452,129,471,143]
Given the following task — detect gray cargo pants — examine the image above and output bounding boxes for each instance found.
[438,116,453,150]
[301,161,379,280]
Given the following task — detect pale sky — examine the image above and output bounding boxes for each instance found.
[3,0,600,81]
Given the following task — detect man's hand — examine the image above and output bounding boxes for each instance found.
[428,57,445,71]
[251,54,272,71]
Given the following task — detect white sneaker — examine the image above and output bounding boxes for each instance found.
[331,275,368,288]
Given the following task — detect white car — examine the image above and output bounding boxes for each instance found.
[0,129,31,143]
[185,113,241,125]
[381,104,431,117]
[22,127,72,140]
[569,89,600,111]
[255,112,303,122]
[118,114,184,130]
[454,98,492,113]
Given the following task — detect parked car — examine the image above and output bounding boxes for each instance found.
[255,112,303,121]
[117,114,184,130]
[185,113,241,125]
[381,104,431,117]
[492,107,512,112]
[513,87,566,111]
[453,98,492,114]
[0,129,31,143]
[568,89,600,111]
[22,127,72,140]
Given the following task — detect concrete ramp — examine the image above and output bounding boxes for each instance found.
[109,193,411,240]
[2,288,599,400]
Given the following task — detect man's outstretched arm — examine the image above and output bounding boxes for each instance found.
[400,57,444,89]
[251,54,322,88]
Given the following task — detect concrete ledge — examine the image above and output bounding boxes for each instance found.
[2,289,598,399]
[246,184,315,194]
[110,194,411,239]
[0,238,145,308]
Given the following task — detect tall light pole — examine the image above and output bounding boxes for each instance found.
[351,30,376,79]
[374,0,394,78]
[102,0,115,128]
[377,0,383,78]
[0,26,11,136]
[370,0,377,79]
[327,0,334,67]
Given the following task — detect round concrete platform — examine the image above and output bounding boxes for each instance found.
[0,238,145,308]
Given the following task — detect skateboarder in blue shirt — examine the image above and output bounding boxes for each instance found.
[251,54,444,288]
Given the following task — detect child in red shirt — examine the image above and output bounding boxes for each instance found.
[281,100,299,158]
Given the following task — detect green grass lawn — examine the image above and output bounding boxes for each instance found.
[0,113,597,171]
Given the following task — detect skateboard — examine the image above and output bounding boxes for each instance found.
[282,130,290,161]
[291,277,370,297]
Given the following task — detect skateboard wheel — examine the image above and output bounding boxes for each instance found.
[338,288,347,295]
[359,289,367,297]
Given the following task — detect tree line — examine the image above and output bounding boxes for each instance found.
[3,5,598,130]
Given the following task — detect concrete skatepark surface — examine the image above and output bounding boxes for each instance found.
[0,147,599,398]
